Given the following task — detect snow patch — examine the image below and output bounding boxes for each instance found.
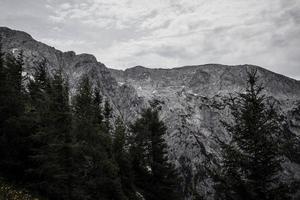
[187,90,199,96]
[146,165,152,172]
[118,82,125,86]
[12,48,18,53]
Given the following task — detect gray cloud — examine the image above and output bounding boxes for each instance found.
[0,0,299,80]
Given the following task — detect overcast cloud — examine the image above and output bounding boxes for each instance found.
[0,0,299,79]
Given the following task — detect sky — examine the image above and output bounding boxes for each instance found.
[0,0,300,80]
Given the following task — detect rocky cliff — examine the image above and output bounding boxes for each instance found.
[109,65,300,198]
[1,27,299,199]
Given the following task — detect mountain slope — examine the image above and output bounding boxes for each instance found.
[110,65,300,198]
[0,26,144,121]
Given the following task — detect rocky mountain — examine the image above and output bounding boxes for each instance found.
[0,27,145,121]
[110,65,300,198]
[1,27,300,199]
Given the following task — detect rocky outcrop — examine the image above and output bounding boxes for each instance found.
[1,27,300,199]
[110,64,300,99]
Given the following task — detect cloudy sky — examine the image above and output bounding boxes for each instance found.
[0,0,300,79]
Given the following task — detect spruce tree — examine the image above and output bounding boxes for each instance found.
[94,89,112,158]
[104,99,112,133]
[0,46,7,159]
[26,60,52,190]
[113,117,137,199]
[46,69,73,200]
[0,51,30,181]
[72,75,125,200]
[0,45,6,122]
[93,87,103,125]
[215,70,290,200]
[130,108,182,200]
[26,64,74,200]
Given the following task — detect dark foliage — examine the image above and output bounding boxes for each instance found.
[214,70,292,200]
[130,108,182,200]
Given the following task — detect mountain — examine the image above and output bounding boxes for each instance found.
[109,65,300,198]
[0,26,145,121]
[1,27,300,199]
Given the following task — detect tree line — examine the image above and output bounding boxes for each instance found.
[0,49,299,200]
[0,49,181,200]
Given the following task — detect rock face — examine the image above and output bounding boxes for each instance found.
[1,27,300,199]
[110,65,300,198]
[110,65,300,99]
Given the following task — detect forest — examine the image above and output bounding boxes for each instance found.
[0,49,299,200]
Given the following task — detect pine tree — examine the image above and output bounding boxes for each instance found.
[26,60,52,191]
[46,69,73,200]
[0,45,6,122]
[130,108,182,200]
[0,51,30,181]
[93,89,112,158]
[114,117,127,158]
[103,99,112,133]
[72,75,126,200]
[0,46,7,150]
[26,64,74,200]
[92,87,103,125]
[113,117,137,199]
[215,70,290,200]
[0,47,10,176]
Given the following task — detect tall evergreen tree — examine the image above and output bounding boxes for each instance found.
[130,108,182,200]
[26,64,74,200]
[92,87,103,125]
[113,117,137,199]
[0,51,30,181]
[46,69,73,200]
[26,60,52,189]
[103,99,112,133]
[0,46,7,147]
[215,70,290,200]
[93,88,112,157]
[72,75,125,200]
[0,45,6,120]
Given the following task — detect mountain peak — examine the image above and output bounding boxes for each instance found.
[0,26,33,41]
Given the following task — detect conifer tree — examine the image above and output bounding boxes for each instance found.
[46,69,73,200]
[130,108,182,200]
[0,51,29,180]
[72,75,125,200]
[26,60,52,187]
[282,105,300,165]
[215,70,290,200]
[104,99,112,133]
[0,46,6,119]
[93,87,103,125]
[113,117,137,199]
[0,46,7,147]
[26,64,74,200]
[94,89,112,157]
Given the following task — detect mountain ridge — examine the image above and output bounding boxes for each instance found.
[109,63,300,100]
[1,26,299,83]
